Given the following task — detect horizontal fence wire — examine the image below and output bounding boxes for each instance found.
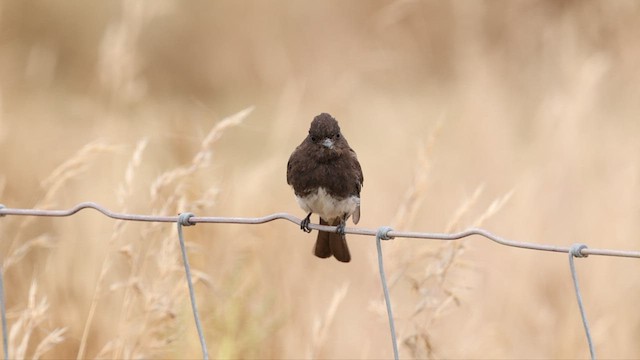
[2,202,639,258]
[2,201,640,360]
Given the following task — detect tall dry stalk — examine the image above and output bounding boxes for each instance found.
[0,140,119,359]
[308,283,350,358]
[3,140,118,271]
[38,141,120,211]
[379,120,515,359]
[390,116,443,229]
[100,107,253,358]
[398,183,514,359]
[76,138,148,359]
[8,280,66,359]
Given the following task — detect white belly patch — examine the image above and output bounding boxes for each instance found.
[296,187,359,222]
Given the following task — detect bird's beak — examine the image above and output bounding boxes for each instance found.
[322,138,334,149]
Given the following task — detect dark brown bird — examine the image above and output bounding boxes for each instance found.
[287,113,363,262]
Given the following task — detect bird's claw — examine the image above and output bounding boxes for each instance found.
[336,222,346,235]
[300,213,312,233]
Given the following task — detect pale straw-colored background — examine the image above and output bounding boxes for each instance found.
[1,1,639,358]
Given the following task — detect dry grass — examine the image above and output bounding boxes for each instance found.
[8,281,66,360]
[1,1,640,359]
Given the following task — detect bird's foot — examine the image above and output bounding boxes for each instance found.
[336,222,346,235]
[300,213,312,233]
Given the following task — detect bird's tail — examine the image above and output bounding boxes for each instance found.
[313,218,351,262]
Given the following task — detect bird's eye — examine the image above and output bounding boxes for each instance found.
[335,133,341,139]
[310,136,317,142]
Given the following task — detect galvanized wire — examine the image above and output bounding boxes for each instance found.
[2,202,638,258]
[2,202,640,359]
[177,213,209,360]
[569,244,596,360]
[375,226,399,360]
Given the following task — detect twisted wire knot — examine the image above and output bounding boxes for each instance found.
[178,212,196,226]
[376,226,395,241]
[570,243,589,258]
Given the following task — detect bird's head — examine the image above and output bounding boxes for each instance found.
[307,113,346,156]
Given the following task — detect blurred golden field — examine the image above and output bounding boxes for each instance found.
[1,1,640,358]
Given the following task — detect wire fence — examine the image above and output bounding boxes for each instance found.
[1,201,640,359]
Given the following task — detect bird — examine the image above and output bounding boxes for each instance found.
[287,113,363,262]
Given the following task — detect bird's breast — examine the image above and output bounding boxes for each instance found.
[296,187,359,222]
